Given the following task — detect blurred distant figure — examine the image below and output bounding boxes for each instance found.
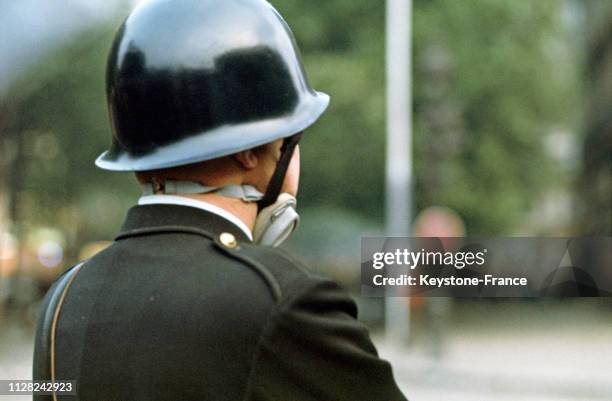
[413,206,465,359]
[414,206,466,242]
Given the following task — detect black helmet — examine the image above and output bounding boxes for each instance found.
[96,0,329,172]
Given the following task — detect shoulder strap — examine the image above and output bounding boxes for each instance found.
[33,263,84,401]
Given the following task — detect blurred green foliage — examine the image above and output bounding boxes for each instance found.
[411,0,578,233]
[278,0,578,234]
[5,29,139,246]
[3,0,579,259]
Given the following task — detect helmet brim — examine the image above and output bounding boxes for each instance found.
[96,91,329,172]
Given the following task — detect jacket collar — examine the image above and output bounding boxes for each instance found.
[116,204,252,242]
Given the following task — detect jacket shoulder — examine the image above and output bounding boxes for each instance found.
[211,238,322,304]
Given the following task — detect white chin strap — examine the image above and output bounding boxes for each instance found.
[252,193,299,247]
[142,180,264,201]
[142,180,299,247]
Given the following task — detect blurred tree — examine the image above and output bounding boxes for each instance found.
[4,28,139,262]
[278,0,577,234]
[579,0,612,235]
[273,0,388,222]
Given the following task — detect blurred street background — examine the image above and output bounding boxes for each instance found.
[1,1,611,400]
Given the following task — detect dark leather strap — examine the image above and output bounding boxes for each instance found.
[33,263,84,401]
[258,133,302,210]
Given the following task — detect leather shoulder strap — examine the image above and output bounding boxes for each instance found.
[33,263,84,401]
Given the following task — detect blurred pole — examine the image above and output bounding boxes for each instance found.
[385,0,412,346]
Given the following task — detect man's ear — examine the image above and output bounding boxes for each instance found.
[234,150,258,169]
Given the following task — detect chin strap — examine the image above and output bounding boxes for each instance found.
[257,133,302,211]
[252,193,299,247]
[140,179,299,247]
[142,180,264,202]
[140,133,302,246]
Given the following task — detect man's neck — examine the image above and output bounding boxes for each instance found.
[179,193,258,231]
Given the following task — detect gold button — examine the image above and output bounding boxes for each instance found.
[219,232,238,248]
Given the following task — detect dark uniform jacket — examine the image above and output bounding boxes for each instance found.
[33,204,408,401]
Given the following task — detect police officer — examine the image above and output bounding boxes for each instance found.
[33,0,408,400]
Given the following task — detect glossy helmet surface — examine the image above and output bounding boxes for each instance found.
[96,0,329,171]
